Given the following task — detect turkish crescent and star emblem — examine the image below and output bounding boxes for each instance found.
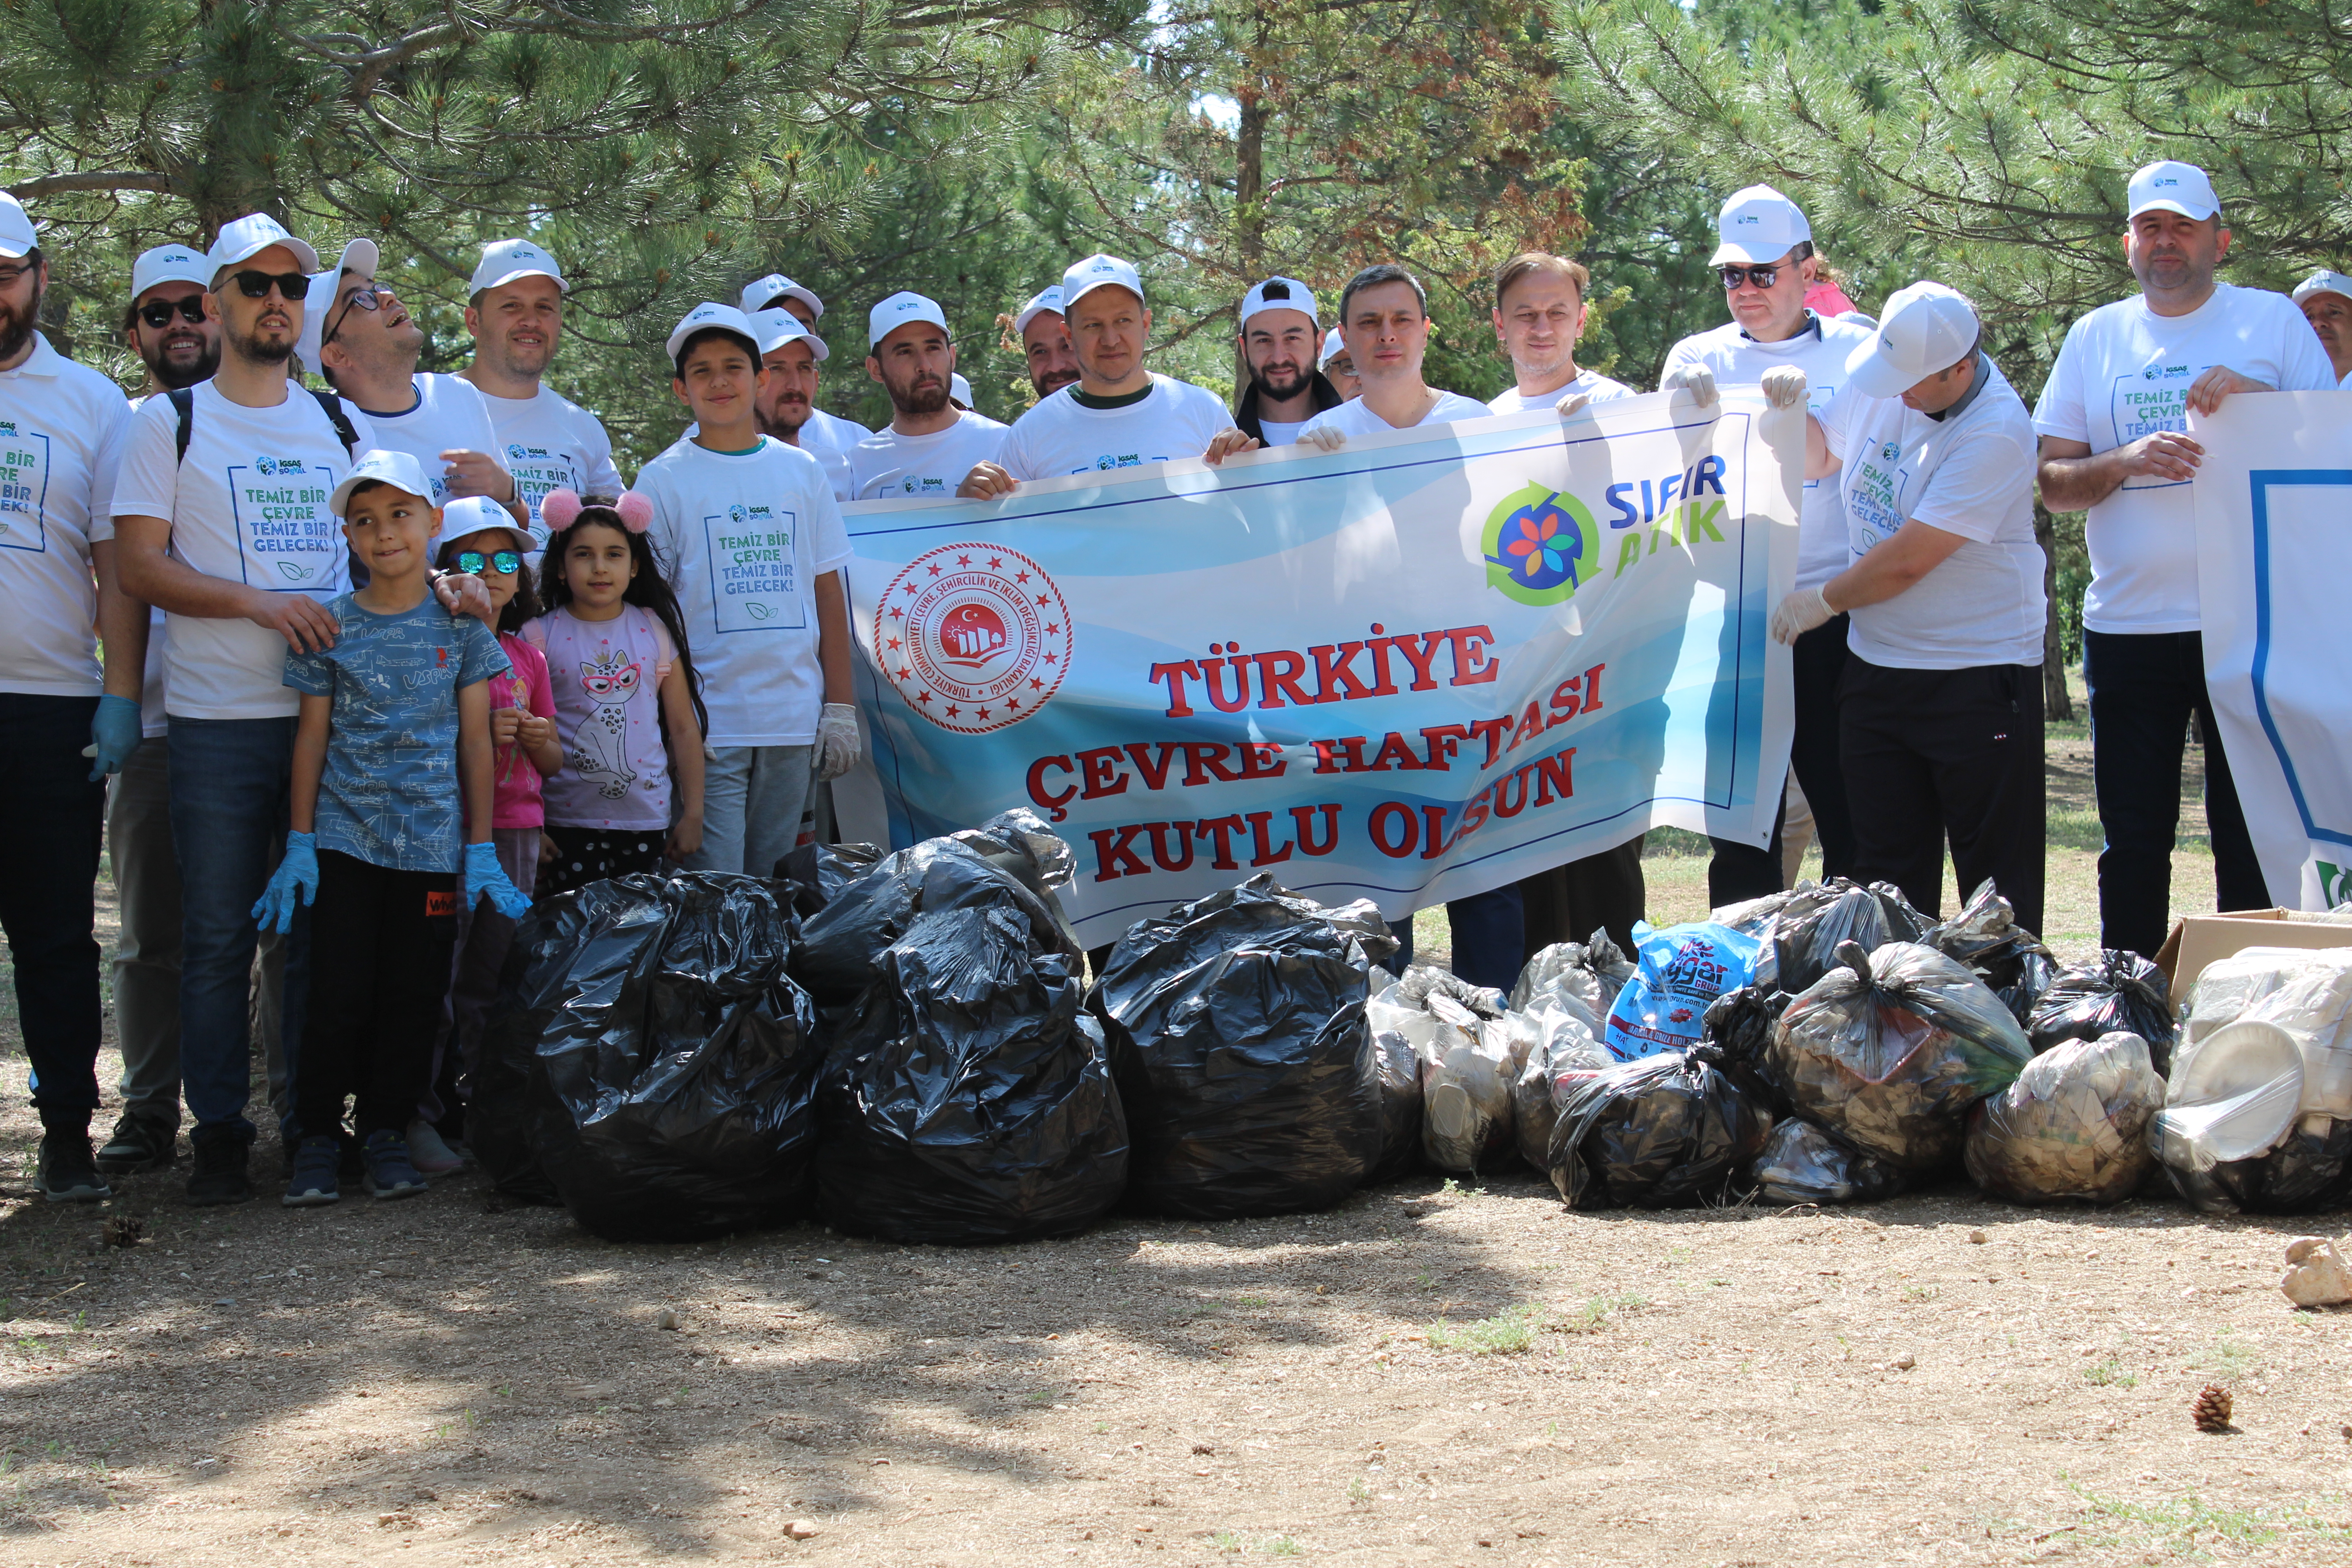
[875,542,1072,735]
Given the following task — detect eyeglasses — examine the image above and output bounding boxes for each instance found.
[229,270,311,301]
[1718,265,1782,291]
[325,282,389,346]
[455,549,522,576]
[139,297,208,328]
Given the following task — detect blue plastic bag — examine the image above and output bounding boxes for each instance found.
[1603,920,1761,1061]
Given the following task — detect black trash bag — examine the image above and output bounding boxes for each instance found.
[1542,1050,1771,1210]
[775,841,884,917]
[1772,880,1931,997]
[794,811,1081,1006]
[1750,1117,1908,1205]
[2162,1117,2352,1216]
[2027,950,2179,1075]
[1701,985,1796,1117]
[1365,1027,1424,1184]
[1089,873,1394,1218]
[1964,1032,2166,1205]
[815,901,1127,1245]
[1710,887,1809,937]
[522,873,824,1241]
[1769,939,2033,1171]
[1511,934,1635,1034]
[1926,880,2059,1026]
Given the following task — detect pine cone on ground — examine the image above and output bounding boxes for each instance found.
[2192,1383,2234,1433]
[101,1214,143,1248]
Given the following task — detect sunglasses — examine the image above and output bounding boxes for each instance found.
[455,549,522,576]
[1718,264,1783,291]
[229,270,311,301]
[139,296,208,328]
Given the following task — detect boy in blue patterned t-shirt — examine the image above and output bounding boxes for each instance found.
[254,451,532,1206]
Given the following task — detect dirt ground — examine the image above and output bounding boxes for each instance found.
[3,705,2345,1568]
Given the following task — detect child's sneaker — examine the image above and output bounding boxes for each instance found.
[282,1135,341,1207]
[404,1119,466,1175]
[361,1130,427,1200]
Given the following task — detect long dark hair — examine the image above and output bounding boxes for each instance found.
[539,494,708,738]
[436,528,542,635]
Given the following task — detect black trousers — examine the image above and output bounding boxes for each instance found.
[1838,655,2045,935]
[2083,629,2268,959]
[1788,614,1857,881]
[1516,836,1646,959]
[299,850,458,1138]
[0,695,105,1123]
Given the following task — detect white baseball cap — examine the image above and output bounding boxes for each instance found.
[740,273,824,321]
[1710,185,1812,267]
[1061,254,1144,312]
[868,290,950,350]
[130,244,212,301]
[0,193,34,261]
[1317,327,1347,368]
[469,238,568,297]
[747,307,829,361]
[1014,285,1063,336]
[329,449,437,518]
[1240,276,1318,330]
[294,238,382,375]
[1846,280,1979,399]
[950,373,973,407]
[206,213,320,282]
[2128,160,2220,223]
[665,302,760,367]
[439,495,518,549]
[2293,270,2352,308]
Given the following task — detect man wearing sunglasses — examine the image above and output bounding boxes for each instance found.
[110,212,387,1207]
[458,240,624,537]
[1658,185,1878,906]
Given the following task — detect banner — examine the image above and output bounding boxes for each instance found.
[839,391,1803,947]
[2193,391,2352,910]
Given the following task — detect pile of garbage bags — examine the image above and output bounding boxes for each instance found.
[1965,1032,2165,1204]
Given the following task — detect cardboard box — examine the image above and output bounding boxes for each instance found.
[2156,908,2352,1006]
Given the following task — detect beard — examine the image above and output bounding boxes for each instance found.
[1031,366,1079,398]
[758,393,812,440]
[147,331,220,390]
[228,317,294,367]
[1250,360,1313,401]
[0,279,43,365]
[887,372,951,417]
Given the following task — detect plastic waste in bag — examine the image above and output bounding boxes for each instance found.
[1964,1031,2165,1205]
[1396,964,1509,1022]
[1543,1050,1770,1210]
[1510,934,1634,1035]
[2026,950,2178,1074]
[1090,874,1393,1218]
[1926,880,2058,1025]
[1769,939,2032,1171]
[1749,1117,1907,1205]
[1603,921,1761,1061]
[1366,1024,1424,1184]
[1772,880,1929,997]
[1416,990,1518,1172]
[2180,948,2309,1049]
[815,899,1127,1245]
[1710,887,1809,937]
[2155,990,2352,1213]
[1700,984,1796,1117]
[1511,1006,1611,1172]
[2162,1111,2352,1216]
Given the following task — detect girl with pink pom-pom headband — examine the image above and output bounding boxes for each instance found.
[539,486,654,534]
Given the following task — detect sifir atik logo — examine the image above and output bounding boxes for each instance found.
[1480,483,1595,607]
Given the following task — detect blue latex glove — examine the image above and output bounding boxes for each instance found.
[464,841,533,920]
[253,831,320,934]
[85,695,144,780]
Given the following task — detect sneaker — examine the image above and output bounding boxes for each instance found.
[361,1130,427,1200]
[282,1135,342,1206]
[95,1113,176,1176]
[405,1119,466,1175]
[185,1132,252,1207]
[36,1129,112,1204]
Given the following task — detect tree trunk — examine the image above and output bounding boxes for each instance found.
[2034,502,2073,720]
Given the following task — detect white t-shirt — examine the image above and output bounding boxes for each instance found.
[2031,281,2336,634]
[475,382,623,539]
[998,374,1233,480]
[1486,368,1637,414]
[89,395,170,736]
[1819,354,2045,671]
[801,409,867,502]
[1258,417,1309,447]
[634,435,852,748]
[849,410,1008,500]
[1300,388,1494,441]
[346,372,513,514]
[0,335,130,698]
[1661,312,1879,593]
[109,381,376,720]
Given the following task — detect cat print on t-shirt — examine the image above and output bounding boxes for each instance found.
[572,643,642,799]
[524,605,675,831]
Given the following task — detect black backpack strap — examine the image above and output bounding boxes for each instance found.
[308,387,360,457]
[169,387,195,466]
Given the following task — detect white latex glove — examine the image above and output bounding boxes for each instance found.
[816,702,861,781]
[1770,586,1834,645]
[1301,423,1348,452]
[1553,392,1592,418]
[1760,364,1809,409]
[1661,363,1718,408]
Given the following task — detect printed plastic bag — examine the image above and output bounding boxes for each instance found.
[1090,874,1393,1217]
[1510,935,1634,1034]
[1964,1031,2166,1205]
[1603,921,1761,1061]
[1511,1006,1611,1171]
[2027,950,2178,1074]
[1544,1051,1770,1210]
[1769,939,2032,1171]
[1772,880,1929,997]
[815,901,1127,1245]
[1749,1117,1906,1205]
[1926,880,2058,1025]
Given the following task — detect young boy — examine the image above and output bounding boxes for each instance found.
[256,450,533,1205]
[632,303,858,878]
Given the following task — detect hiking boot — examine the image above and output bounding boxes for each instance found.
[282,1135,341,1207]
[36,1127,111,1204]
[361,1130,427,1200]
[185,1130,252,1207]
[96,1112,176,1176]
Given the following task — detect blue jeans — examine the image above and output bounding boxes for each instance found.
[685,744,814,877]
[167,716,310,1141]
[1387,885,1525,992]
[0,695,105,1122]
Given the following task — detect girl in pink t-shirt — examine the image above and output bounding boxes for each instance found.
[523,490,706,898]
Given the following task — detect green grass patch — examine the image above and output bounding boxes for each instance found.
[1425,1303,1540,1355]
[1559,1291,1647,1334]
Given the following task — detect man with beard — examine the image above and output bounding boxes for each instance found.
[111,213,382,1206]
[739,273,870,481]
[1231,277,1340,446]
[1012,285,1081,401]
[458,240,622,534]
[849,291,1006,500]
[0,194,142,1200]
[744,308,853,500]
